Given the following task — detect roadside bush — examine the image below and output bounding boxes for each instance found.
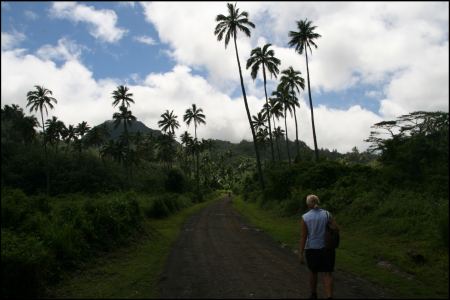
[1,230,53,298]
[1,188,33,230]
[164,168,186,193]
[145,194,192,218]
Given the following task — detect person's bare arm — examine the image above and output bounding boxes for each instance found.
[300,218,307,262]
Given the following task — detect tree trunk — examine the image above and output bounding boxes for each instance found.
[284,108,291,165]
[262,65,275,162]
[273,116,281,161]
[195,123,200,198]
[233,34,265,189]
[40,110,50,195]
[305,46,319,162]
[293,103,300,160]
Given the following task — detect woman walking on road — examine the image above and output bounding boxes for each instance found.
[299,194,339,299]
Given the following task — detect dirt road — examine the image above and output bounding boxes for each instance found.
[159,197,389,298]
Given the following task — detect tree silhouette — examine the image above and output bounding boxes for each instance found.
[45,116,66,152]
[273,126,285,161]
[158,110,180,136]
[215,2,265,189]
[246,43,280,161]
[26,85,57,194]
[183,104,206,197]
[288,19,321,162]
[112,85,135,108]
[272,85,294,164]
[280,66,305,160]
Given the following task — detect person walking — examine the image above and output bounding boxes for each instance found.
[299,194,339,299]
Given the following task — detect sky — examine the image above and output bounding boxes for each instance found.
[1,1,448,153]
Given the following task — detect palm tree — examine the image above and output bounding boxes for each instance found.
[63,124,77,153]
[158,110,180,136]
[45,116,66,152]
[272,85,294,165]
[113,106,136,180]
[183,104,206,197]
[156,133,177,169]
[268,97,284,130]
[288,19,322,162]
[112,85,135,108]
[280,66,305,159]
[246,43,280,162]
[180,131,194,176]
[113,106,136,145]
[75,121,91,154]
[252,111,267,132]
[26,85,57,194]
[183,104,206,140]
[215,3,265,190]
[273,126,285,161]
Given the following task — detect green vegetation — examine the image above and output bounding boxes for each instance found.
[2,3,447,299]
[1,188,208,298]
[46,191,224,298]
[233,111,449,299]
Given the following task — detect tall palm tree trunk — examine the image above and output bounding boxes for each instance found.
[195,123,200,198]
[305,46,319,162]
[262,65,275,162]
[123,120,131,182]
[293,104,300,160]
[273,116,281,161]
[40,110,50,195]
[284,108,291,165]
[233,34,265,189]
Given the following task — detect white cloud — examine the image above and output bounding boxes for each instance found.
[117,2,135,8]
[2,45,384,152]
[133,35,157,46]
[1,31,26,51]
[49,2,127,43]
[36,38,88,62]
[1,2,448,153]
[140,2,448,121]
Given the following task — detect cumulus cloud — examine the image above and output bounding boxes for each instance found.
[2,44,383,152]
[49,2,127,43]
[36,38,88,62]
[1,31,26,51]
[140,2,448,118]
[2,2,448,153]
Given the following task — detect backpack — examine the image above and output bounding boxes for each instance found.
[324,211,340,249]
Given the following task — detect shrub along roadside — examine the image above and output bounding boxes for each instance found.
[46,190,225,298]
[232,195,449,299]
[0,188,200,298]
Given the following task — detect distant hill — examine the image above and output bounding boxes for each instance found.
[95,119,162,140]
[91,119,376,163]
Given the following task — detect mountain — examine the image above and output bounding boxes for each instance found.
[96,119,162,140]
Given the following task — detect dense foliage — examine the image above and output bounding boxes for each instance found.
[240,111,449,248]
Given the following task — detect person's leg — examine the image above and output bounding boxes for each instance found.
[309,272,318,298]
[323,272,333,298]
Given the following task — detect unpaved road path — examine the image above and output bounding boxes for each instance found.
[159,197,390,298]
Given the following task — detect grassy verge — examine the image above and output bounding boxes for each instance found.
[48,191,225,298]
[232,195,448,299]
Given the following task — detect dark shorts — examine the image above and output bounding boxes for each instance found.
[305,248,335,272]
